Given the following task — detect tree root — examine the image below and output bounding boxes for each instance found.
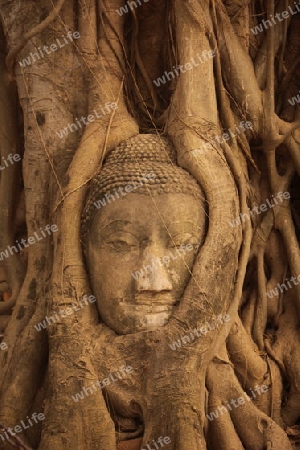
[206,358,292,449]
[6,0,67,77]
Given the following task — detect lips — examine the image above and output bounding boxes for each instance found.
[134,292,177,308]
[134,305,173,314]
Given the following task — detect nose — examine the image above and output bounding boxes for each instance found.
[134,246,172,293]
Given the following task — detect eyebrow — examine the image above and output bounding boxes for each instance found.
[169,220,203,232]
[97,220,133,233]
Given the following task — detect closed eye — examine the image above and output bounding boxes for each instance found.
[168,233,199,248]
[107,240,137,252]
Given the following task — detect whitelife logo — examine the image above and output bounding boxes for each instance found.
[266,275,300,299]
[153,50,216,87]
[168,314,231,350]
[191,121,253,156]
[250,2,300,35]
[229,191,290,228]
[116,0,150,16]
[93,172,156,210]
[206,385,269,421]
[0,413,45,443]
[288,90,300,106]
[0,342,7,351]
[0,224,58,261]
[18,31,80,68]
[0,153,21,171]
[72,365,134,402]
[141,436,171,450]
[34,295,96,332]
[56,103,117,139]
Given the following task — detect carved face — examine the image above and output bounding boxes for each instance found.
[86,193,205,334]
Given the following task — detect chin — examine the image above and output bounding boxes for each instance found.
[101,309,172,335]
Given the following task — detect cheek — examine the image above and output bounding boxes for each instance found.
[88,250,139,296]
[167,252,196,288]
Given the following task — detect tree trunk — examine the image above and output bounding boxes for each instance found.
[0,0,300,449]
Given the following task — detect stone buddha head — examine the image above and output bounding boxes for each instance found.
[82,135,206,335]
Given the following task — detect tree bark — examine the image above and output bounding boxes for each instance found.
[0,1,299,449]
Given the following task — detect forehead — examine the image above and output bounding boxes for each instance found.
[91,193,205,236]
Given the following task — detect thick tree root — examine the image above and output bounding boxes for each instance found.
[206,358,292,450]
